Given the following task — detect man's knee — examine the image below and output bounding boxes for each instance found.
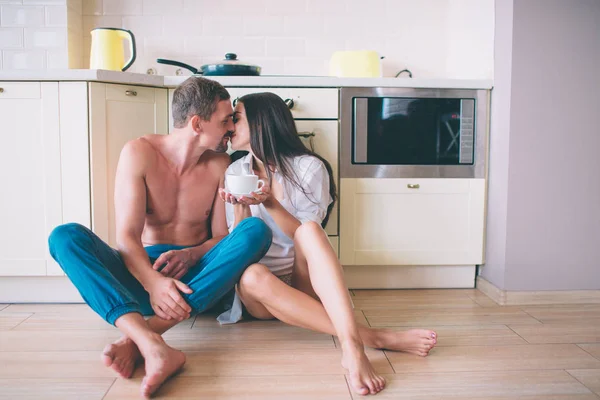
[48,223,89,257]
[237,217,272,252]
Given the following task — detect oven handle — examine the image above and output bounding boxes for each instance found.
[354,98,368,163]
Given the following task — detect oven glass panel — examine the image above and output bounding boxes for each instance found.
[353,97,475,165]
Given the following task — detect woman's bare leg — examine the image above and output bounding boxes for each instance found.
[291,231,437,355]
[104,312,185,398]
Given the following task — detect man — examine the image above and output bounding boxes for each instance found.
[48,77,272,398]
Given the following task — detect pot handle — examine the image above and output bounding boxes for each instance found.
[156,59,199,74]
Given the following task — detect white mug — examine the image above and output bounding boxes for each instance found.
[227,174,265,195]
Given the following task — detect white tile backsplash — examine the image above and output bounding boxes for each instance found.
[45,5,68,26]
[0,27,24,47]
[3,49,46,68]
[243,16,283,36]
[201,16,243,37]
[103,0,140,16]
[1,0,494,78]
[121,15,161,36]
[46,48,67,67]
[162,15,200,36]
[23,0,66,4]
[24,27,67,48]
[1,5,45,26]
[266,37,305,57]
[142,0,182,16]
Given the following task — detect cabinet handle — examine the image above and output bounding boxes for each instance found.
[407,183,420,189]
[0,88,4,93]
[284,98,295,109]
[298,132,315,138]
[125,90,137,96]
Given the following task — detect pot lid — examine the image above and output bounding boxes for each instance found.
[201,53,259,69]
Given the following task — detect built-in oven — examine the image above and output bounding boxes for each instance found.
[340,87,489,178]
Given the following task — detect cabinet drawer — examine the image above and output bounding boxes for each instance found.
[226,88,339,119]
[355,179,471,194]
[0,82,41,99]
[105,84,155,103]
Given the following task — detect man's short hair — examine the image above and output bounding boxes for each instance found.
[172,77,231,128]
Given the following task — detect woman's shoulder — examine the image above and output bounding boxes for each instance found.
[292,154,326,173]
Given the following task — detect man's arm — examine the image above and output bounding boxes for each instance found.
[114,140,160,286]
[114,140,192,320]
[186,154,231,262]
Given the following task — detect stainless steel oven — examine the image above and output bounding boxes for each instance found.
[340,87,489,178]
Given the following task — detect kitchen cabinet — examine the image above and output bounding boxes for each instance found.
[0,82,167,276]
[88,83,168,247]
[0,82,62,276]
[340,178,486,266]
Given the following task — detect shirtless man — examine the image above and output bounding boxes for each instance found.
[48,77,272,398]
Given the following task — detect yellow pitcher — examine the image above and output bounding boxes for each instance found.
[90,28,136,71]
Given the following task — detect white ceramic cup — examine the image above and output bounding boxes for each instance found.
[227,174,265,195]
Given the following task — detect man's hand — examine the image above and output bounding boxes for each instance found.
[153,249,195,280]
[147,276,193,321]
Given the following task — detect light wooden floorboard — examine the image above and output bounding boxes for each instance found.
[385,344,600,373]
[364,307,541,327]
[0,378,115,400]
[579,344,600,360]
[105,375,352,399]
[568,370,600,397]
[509,322,600,344]
[0,313,32,331]
[349,371,597,400]
[2,289,600,399]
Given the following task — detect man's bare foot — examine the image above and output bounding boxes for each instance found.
[140,342,186,398]
[341,341,386,396]
[101,337,142,379]
[369,328,437,356]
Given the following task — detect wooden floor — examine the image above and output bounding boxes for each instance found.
[0,289,599,399]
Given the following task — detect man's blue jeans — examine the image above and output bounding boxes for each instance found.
[48,217,272,325]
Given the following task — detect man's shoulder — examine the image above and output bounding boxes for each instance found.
[201,151,231,172]
[119,136,158,170]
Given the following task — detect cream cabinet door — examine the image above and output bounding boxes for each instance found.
[295,120,339,236]
[340,178,485,266]
[89,83,168,247]
[0,82,62,276]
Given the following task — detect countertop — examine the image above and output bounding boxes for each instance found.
[0,69,493,89]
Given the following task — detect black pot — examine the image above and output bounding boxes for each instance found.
[157,53,261,76]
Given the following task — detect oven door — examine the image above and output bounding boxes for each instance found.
[340,87,489,179]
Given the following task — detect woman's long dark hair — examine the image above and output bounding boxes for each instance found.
[238,92,337,228]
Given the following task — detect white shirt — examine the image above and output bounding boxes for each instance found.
[224,153,333,276]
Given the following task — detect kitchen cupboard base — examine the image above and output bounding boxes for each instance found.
[476,277,600,306]
[343,265,476,289]
[0,277,83,303]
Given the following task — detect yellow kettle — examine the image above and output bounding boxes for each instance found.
[90,28,136,71]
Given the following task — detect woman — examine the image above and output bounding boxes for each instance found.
[219,93,437,396]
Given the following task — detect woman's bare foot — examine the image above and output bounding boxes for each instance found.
[101,337,142,379]
[139,341,186,398]
[341,341,386,396]
[367,328,437,356]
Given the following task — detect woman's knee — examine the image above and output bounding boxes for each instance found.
[294,220,325,242]
[239,264,273,295]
